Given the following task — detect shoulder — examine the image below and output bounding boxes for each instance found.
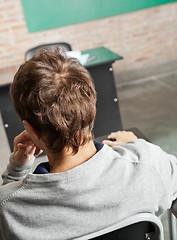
[112,139,177,190]
[111,139,156,163]
[111,138,176,166]
[0,179,25,205]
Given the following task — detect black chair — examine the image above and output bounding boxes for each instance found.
[25,42,72,61]
[168,199,177,240]
[75,213,164,240]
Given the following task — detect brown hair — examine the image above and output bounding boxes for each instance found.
[10,48,96,154]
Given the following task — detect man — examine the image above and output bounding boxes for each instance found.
[0,48,177,240]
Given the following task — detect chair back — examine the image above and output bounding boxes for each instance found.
[25,42,72,61]
[168,199,177,240]
[75,213,164,240]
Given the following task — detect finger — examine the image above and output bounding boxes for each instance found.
[16,142,36,159]
[34,147,43,157]
[13,144,28,165]
[14,130,30,143]
[108,131,121,139]
[107,133,115,139]
[23,140,42,158]
[17,143,26,150]
[14,130,31,152]
[25,144,36,156]
[102,140,117,146]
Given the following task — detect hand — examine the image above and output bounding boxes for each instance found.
[13,130,42,166]
[102,131,138,147]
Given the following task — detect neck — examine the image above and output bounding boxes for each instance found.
[46,140,97,173]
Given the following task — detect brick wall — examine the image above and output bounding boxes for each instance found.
[0,0,177,84]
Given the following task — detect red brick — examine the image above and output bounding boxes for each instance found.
[136,57,149,62]
[11,24,26,30]
[0,0,177,80]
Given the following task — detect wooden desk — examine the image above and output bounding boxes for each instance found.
[0,46,123,151]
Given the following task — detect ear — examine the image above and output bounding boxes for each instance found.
[23,120,41,141]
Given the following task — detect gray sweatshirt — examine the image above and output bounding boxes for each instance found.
[0,139,177,240]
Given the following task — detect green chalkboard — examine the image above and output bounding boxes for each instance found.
[21,0,176,33]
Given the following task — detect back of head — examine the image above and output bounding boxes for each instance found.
[10,48,97,154]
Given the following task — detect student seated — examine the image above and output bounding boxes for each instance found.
[0,48,177,240]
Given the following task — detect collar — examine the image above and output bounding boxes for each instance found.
[33,141,103,174]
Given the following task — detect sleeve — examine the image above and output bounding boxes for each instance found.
[1,153,35,185]
[151,144,177,203]
[127,139,177,205]
[113,139,177,206]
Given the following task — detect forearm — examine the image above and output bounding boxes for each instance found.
[1,153,35,185]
